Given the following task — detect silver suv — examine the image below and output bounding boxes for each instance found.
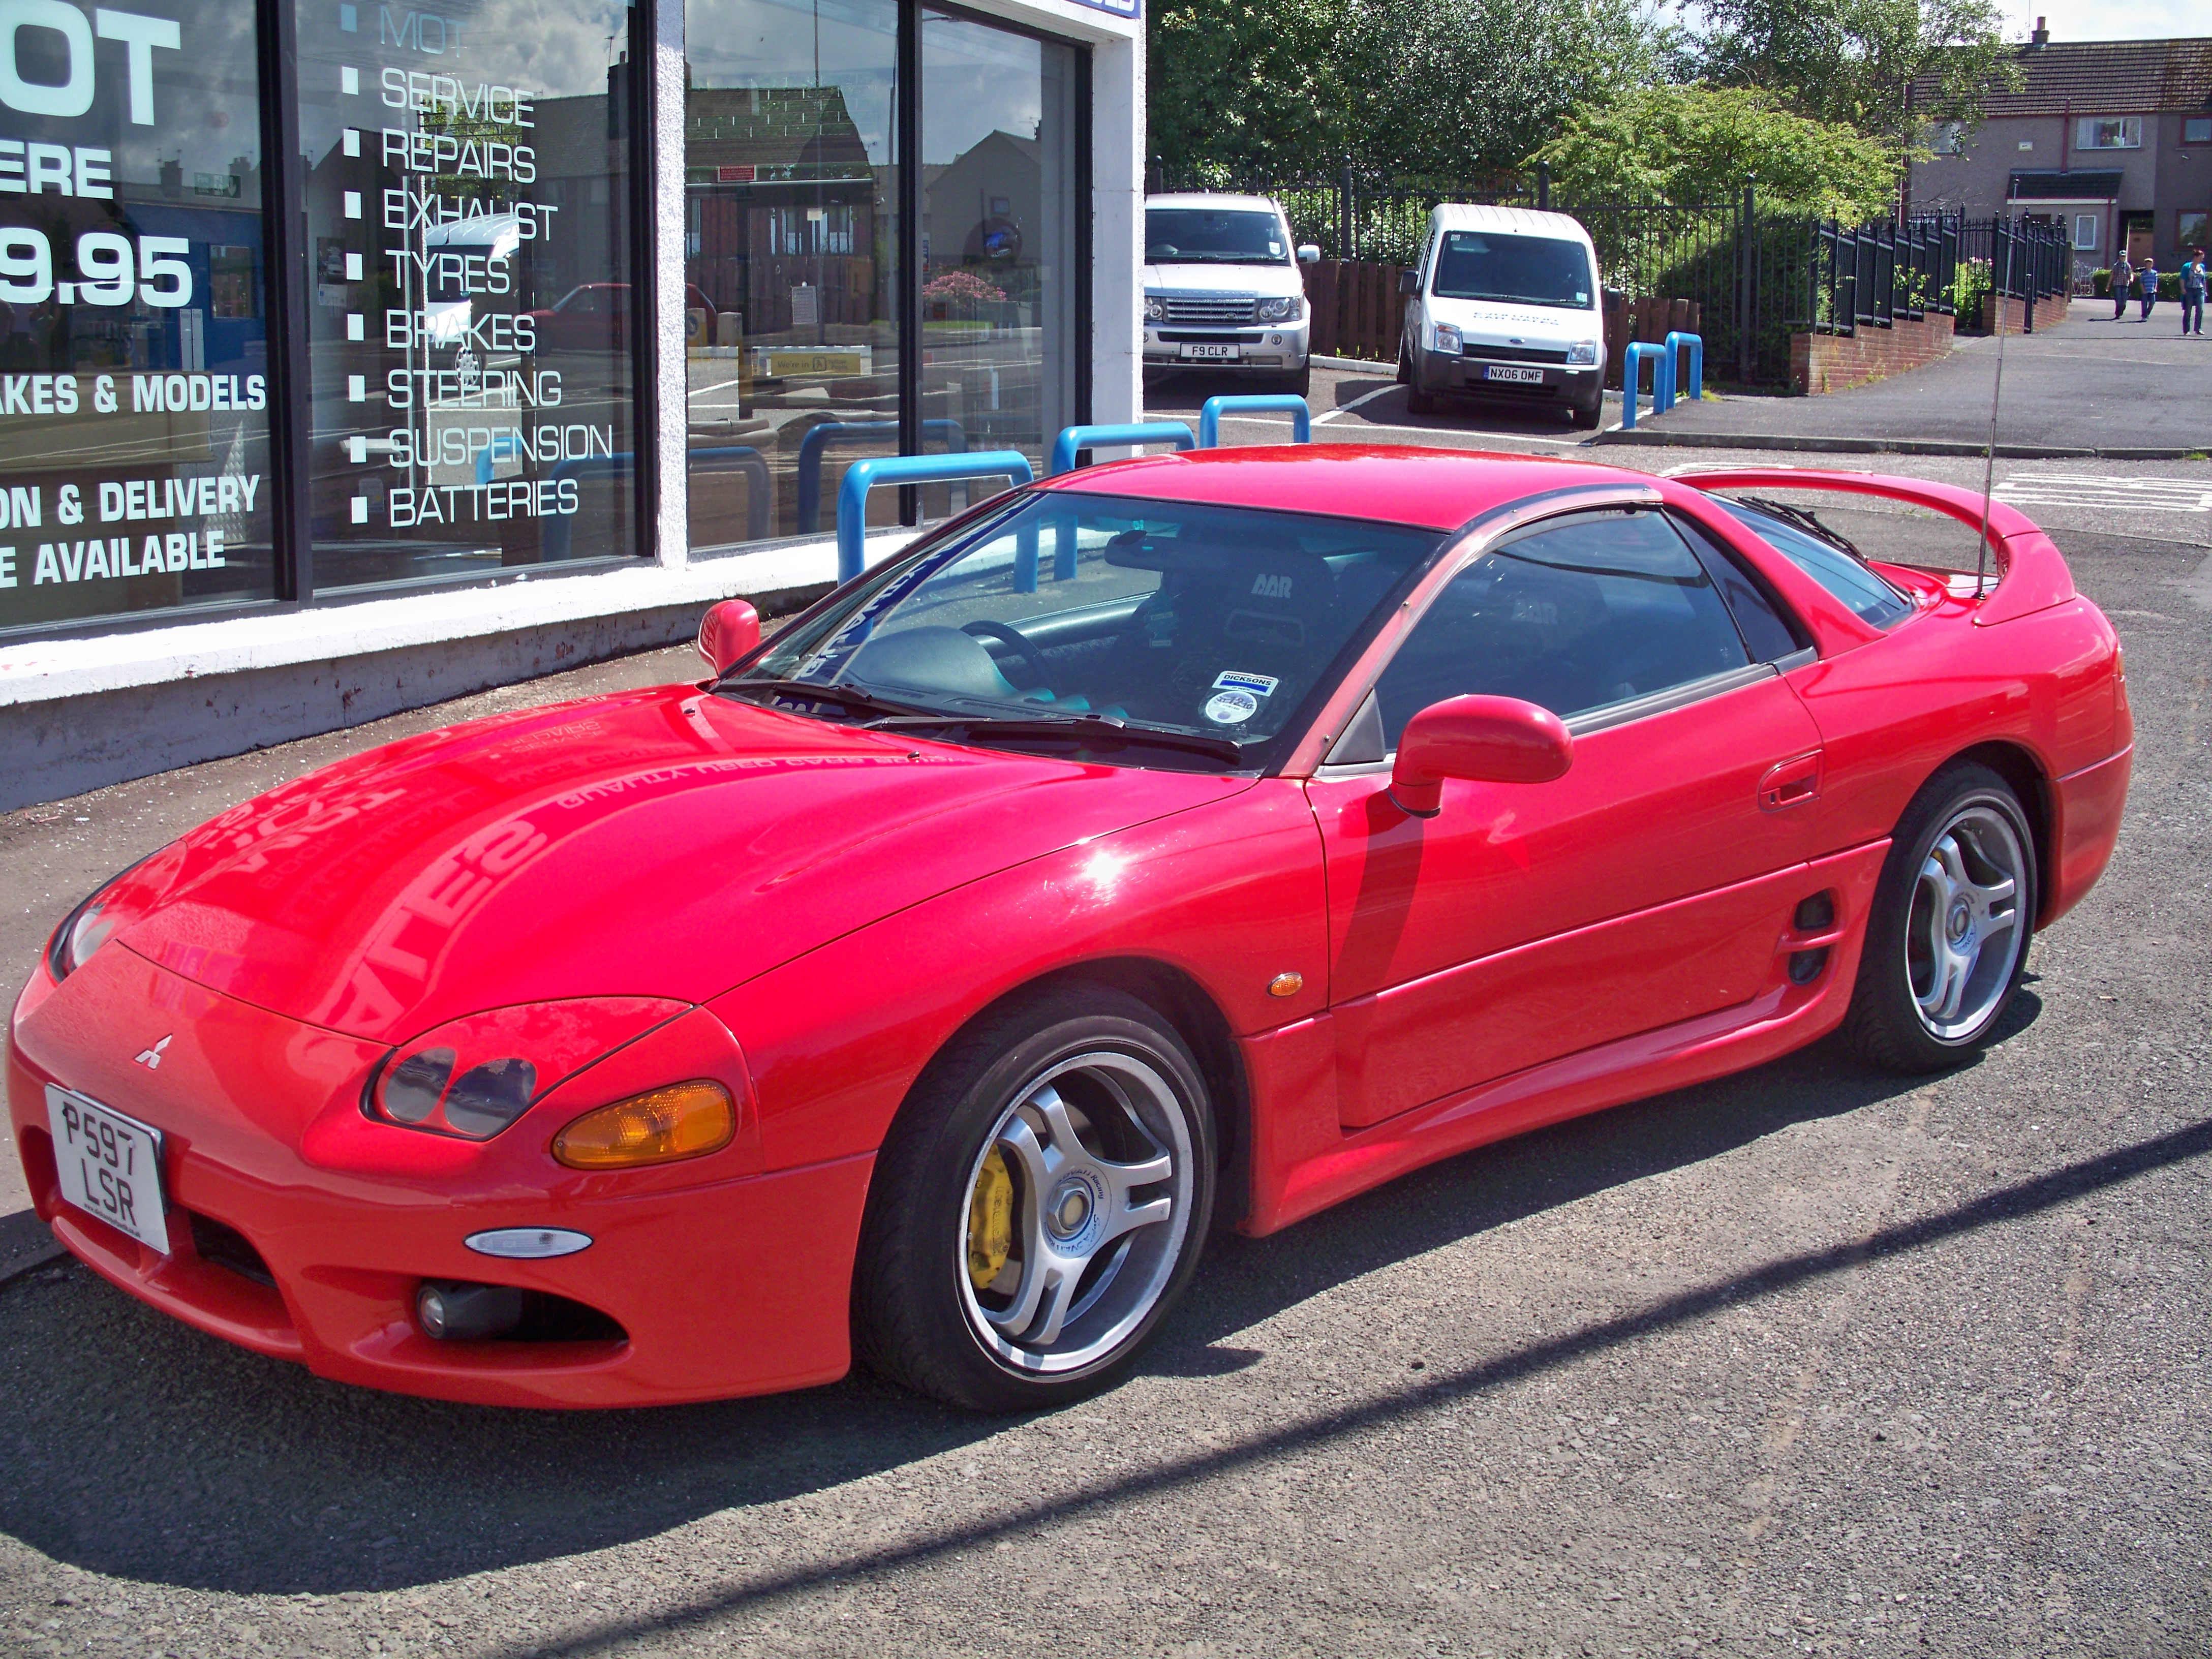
[1142,193,1319,395]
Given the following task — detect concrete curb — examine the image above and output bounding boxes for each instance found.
[1591,429,2209,460]
[0,1211,63,1289]
[1312,354,1395,374]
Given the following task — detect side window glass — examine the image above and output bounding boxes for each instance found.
[1716,501,1914,628]
[1372,511,1752,747]
[1673,515,1806,662]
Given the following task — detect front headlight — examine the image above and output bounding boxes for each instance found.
[1255,295,1303,324]
[1566,340,1600,366]
[1143,294,1165,322]
[46,845,174,983]
[365,997,689,1141]
[1432,323,1463,356]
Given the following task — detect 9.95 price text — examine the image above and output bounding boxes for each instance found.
[0,229,192,308]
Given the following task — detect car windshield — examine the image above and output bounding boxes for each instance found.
[728,491,1443,771]
[1146,209,1292,266]
[1430,231,1594,309]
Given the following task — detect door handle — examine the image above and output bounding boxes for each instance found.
[1758,753,1822,812]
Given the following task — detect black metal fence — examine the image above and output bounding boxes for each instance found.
[1149,165,2076,385]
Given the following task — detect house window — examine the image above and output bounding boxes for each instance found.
[2181,211,2210,252]
[2186,117,2212,145]
[2073,215,2098,251]
[1928,122,1963,155]
[2078,117,2142,150]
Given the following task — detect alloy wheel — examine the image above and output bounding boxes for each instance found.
[1905,803,2026,1042]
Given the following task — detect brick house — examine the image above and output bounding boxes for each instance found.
[1909,22,2212,282]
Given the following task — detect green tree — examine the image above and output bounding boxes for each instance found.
[1147,0,1666,182]
[1530,83,1902,218]
[1691,0,2018,145]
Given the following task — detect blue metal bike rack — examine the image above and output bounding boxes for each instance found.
[796,418,967,533]
[539,448,771,560]
[1665,330,1704,403]
[836,451,1033,582]
[1196,395,1311,448]
[1047,421,1195,477]
[1621,342,1675,430]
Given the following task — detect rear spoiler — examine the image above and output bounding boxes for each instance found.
[1673,467,2074,628]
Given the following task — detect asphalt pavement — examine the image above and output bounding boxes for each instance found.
[2,363,2209,1655]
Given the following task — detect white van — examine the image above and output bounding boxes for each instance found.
[1142,193,1320,395]
[1398,205,1605,428]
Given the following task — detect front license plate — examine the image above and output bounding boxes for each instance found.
[1482,364,1547,384]
[1179,343,1239,360]
[45,1085,170,1253]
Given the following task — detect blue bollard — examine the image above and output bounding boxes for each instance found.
[1196,395,1312,448]
[835,451,1034,582]
[1047,421,1195,476]
[1665,330,1704,402]
[1621,342,1675,430]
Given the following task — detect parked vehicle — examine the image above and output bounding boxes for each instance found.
[15,449,2128,1414]
[1399,205,1606,428]
[1143,193,1319,395]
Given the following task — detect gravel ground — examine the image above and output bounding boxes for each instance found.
[1,429,2206,1656]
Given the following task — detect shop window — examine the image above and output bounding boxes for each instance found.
[681,0,902,551]
[2077,117,2141,150]
[293,0,645,592]
[921,10,1078,481]
[0,0,276,635]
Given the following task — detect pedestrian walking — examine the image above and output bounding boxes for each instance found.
[2112,252,2133,319]
[2183,250,2208,336]
[2138,257,2159,320]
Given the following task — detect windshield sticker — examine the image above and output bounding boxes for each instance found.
[1212,670,1280,697]
[1203,689,1261,725]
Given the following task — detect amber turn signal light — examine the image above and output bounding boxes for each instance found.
[552,1080,736,1170]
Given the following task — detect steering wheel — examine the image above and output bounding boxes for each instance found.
[961,620,1053,692]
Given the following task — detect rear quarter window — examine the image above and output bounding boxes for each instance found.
[1717,501,1914,629]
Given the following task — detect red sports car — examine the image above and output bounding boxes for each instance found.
[10,449,2130,1412]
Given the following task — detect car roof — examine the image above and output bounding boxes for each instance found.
[1145,193,1286,215]
[1039,445,1650,532]
[1430,204,1596,245]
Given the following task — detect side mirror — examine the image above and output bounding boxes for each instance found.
[696,598,761,678]
[1388,695,1572,818]
[1397,268,1420,297]
[1297,244,1321,265]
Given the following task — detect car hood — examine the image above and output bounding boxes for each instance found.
[1426,297,1600,347]
[1144,261,1305,298]
[103,685,1251,1043]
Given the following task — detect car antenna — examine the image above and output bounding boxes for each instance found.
[1972,185,2020,597]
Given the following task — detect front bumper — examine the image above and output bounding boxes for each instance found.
[1420,353,1599,398]
[10,941,869,1408]
[1144,320,1309,370]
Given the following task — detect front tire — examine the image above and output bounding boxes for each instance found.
[852,985,1216,1411]
[1842,761,2037,1073]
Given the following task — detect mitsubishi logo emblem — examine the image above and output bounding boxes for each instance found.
[134,1035,172,1070]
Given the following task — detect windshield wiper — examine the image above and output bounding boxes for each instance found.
[718,678,931,721]
[866,712,1245,764]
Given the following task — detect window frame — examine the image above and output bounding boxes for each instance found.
[2077,115,2142,151]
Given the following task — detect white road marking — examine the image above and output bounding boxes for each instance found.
[1994,474,2212,513]
[1314,384,1401,423]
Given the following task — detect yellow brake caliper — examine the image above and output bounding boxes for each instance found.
[967,1146,1015,1289]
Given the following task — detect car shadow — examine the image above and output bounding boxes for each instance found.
[0,1001,2040,1596]
[1146,367,1600,445]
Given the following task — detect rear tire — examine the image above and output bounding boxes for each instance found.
[1841,761,2038,1073]
[852,985,1216,1412]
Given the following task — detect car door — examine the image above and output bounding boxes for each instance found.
[1305,506,1827,1128]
